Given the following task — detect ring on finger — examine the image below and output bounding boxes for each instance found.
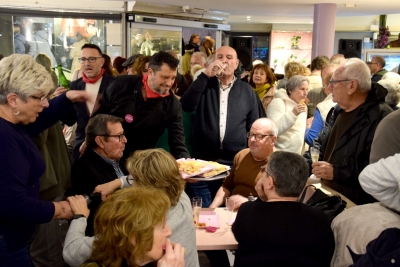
[182,248,186,254]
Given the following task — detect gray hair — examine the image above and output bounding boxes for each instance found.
[382,72,400,84]
[0,54,53,104]
[286,75,309,96]
[85,114,124,150]
[266,151,309,197]
[192,52,207,65]
[340,58,371,93]
[378,79,400,106]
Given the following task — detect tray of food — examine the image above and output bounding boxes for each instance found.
[177,159,216,179]
[195,160,230,178]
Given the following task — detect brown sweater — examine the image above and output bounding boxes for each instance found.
[223,149,268,197]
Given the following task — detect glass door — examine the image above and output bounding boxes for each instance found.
[127,23,182,59]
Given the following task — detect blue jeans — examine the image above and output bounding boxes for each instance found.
[0,236,32,267]
[185,179,224,208]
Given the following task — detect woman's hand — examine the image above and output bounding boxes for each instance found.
[93,179,121,201]
[67,195,90,218]
[65,90,89,103]
[53,201,74,220]
[157,240,185,267]
[50,87,67,98]
[292,103,306,116]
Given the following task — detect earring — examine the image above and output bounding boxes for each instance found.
[13,108,20,115]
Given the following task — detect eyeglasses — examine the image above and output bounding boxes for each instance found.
[30,95,47,104]
[78,57,103,63]
[260,166,270,177]
[101,133,125,142]
[329,79,351,85]
[246,132,274,141]
[367,62,378,65]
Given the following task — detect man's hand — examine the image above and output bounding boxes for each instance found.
[203,60,226,78]
[50,87,67,98]
[228,194,248,210]
[312,161,334,180]
[93,179,121,201]
[67,195,90,218]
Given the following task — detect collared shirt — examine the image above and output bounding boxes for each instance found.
[93,150,125,178]
[219,76,237,143]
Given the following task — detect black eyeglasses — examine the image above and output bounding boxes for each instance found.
[101,133,125,142]
[78,57,103,63]
[246,132,274,141]
[260,166,269,176]
[30,95,47,104]
[329,79,351,85]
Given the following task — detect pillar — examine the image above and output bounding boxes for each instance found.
[312,3,337,59]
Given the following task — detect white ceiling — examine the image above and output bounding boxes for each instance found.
[129,0,400,24]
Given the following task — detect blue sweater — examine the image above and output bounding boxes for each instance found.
[0,93,73,250]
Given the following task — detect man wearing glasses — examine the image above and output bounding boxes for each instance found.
[209,118,278,210]
[62,44,115,163]
[305,58,392,205]
[367,56,388,82]
[69,114,128,236]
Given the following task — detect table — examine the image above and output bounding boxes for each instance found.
[307,176,357,208]
[195,208,238,250]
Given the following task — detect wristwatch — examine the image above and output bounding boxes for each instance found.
[248,196,256,201]
[73,214,86,220]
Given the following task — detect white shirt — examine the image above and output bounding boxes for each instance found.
[85,77,102,115]
[219,76,236,143]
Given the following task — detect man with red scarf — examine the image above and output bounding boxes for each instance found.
[62,44,115,163]
[94,51,190,161]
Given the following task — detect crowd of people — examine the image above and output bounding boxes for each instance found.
[1,35,400,267]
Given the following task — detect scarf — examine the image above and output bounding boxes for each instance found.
[254,83,271,99]
[142,74,170,98]
[82,68,105,84]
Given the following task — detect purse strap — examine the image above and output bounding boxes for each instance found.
[298,184,316,203]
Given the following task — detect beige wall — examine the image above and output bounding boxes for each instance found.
[336,14,400,32]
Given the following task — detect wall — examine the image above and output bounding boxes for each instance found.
[335,14,400,32]
[230,23,272,32]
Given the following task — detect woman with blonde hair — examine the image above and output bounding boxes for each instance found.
[248,63,277,110]
[0,54,87,266]
[63,149,199,267]
[79,187,184,267]
[35,53,58,89]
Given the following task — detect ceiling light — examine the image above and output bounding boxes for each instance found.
[246,16,250,18]
[345,3,356,8]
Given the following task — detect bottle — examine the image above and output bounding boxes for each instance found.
[57,64,70,89]
[83,192,102,205]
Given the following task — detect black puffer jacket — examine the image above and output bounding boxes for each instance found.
[304,83,392,205]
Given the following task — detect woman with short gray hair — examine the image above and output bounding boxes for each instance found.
[378,79,400,110]
[0,54,87,265]
[266,75,309,154]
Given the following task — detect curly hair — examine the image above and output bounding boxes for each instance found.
[133,55,151,76]
[126,148,185,206]
[90,187,170,267]
[284,62,310,79]
[248,64,277,88]
[0,54,53,104]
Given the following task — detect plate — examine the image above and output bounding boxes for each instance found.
[189,171,230,181]
[195,160,231,178]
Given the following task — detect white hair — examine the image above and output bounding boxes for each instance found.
[378,79,400,106]
[0,54,53,104]
[382,72,400,85]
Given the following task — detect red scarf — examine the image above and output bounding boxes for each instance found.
[82,68,105,84]
[142,74,170,98]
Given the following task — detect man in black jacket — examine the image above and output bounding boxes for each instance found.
[305,58,392,205]
[70,114,128,235]
[94,51,190,161]
[62,44,114,163]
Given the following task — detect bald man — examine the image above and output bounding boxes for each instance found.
[181,45,265,207]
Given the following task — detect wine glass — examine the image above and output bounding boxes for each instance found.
[310,147,320,163]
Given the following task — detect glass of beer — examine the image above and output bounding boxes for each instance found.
[191,197,202,227]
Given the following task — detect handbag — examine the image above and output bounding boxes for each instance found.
[299,185,347,224]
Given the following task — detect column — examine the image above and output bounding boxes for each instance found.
[312,3,337,59]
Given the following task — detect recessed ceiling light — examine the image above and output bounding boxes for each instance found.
[246,16,251,18]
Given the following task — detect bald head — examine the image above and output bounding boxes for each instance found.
[215,46,239,79]
[248,118,278,161]
[330,54,345,65]
[252,118,278,136]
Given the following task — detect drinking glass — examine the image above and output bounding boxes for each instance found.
[225,197,236,226]
[215,63,227,78]
[191,197,202,227]
[310,147,320,163]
